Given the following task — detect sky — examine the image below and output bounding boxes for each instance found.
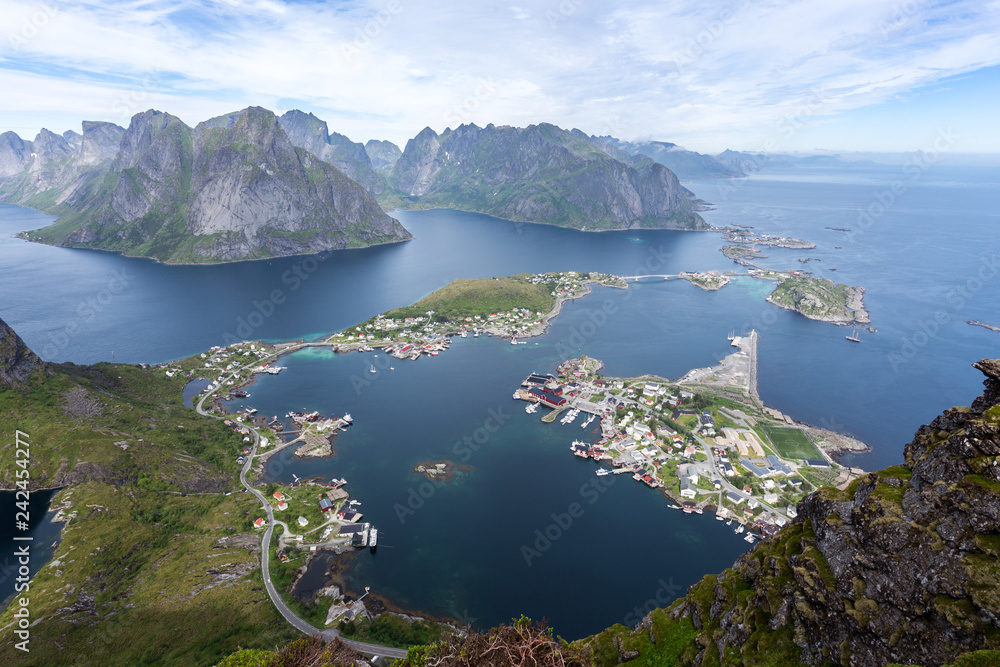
[1,0,999,154]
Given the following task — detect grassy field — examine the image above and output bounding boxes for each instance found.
[386,276,555,321]
[761,426,821,460]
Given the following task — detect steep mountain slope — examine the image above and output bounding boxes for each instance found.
[390,122,708,231]
[2,108,411,263]
[580,358,1000,666]
[0,316,296,666]
[277,110,388,195]
[0,316,47,388]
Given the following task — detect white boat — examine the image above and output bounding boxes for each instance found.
[369,527,378,551]
[726,519,733,526]
[715,514,724,521]
[595,468,611,476]
[525,403,538,414]
[461,331,467,338]
[342,414,353,424]
[735,524,745,534]
[744,533,756,543]
[511,337,517,345]
[369,364,376,374]
[390,366,394,370]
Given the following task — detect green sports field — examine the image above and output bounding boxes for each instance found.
[761,426,821,460]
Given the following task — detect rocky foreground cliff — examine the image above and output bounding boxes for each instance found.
[579,359,1000,666]
[0,316,47,388]
[0,107,411,263]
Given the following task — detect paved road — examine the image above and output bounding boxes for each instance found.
[693,433,788,523]
[196,354,410,661]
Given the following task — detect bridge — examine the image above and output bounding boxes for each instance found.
[620,274,681,281]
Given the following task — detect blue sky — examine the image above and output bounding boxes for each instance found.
[1,0,998,154]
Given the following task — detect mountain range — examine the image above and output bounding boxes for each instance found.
[0,109,725,262]
[0,107,410,263]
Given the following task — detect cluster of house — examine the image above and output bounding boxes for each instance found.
[253,485,364,533]
[725,488,799,527]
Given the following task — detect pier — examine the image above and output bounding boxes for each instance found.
[748,329,761,408]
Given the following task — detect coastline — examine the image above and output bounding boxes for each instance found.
[180,271,873,641]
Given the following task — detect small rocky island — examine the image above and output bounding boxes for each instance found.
[722,231,816,249]
[412,460,468,482]
[766,274,869,325]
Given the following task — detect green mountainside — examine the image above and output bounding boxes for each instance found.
[0,316,295,665]
[0,107,411,263]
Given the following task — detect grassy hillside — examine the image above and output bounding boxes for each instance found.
[386,275,556,321]
[0,361,296,666]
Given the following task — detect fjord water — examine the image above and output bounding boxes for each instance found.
[2,162,999,635]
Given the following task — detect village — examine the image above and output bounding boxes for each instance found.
[512,342,863,543]
[323,271,628,353]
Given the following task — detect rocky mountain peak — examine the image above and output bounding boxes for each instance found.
[31,128,72,161]
[78,121,125,166]
[364,139,402,172]
[277,110,384,194]
[0,131,33,178]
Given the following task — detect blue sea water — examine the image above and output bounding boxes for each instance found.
[1,162,998,636]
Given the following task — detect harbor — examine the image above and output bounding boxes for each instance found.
[511,336,866,539]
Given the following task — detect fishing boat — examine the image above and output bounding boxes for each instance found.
[341,414,353,425]
[369,527,378,552]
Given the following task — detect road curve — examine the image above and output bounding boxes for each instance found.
[195,352,410,661]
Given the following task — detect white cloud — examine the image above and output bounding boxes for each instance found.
[0,0,998,151]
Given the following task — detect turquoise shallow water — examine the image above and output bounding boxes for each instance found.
[1,162,999,635]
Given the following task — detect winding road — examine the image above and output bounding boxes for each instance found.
[195,352,409,661]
